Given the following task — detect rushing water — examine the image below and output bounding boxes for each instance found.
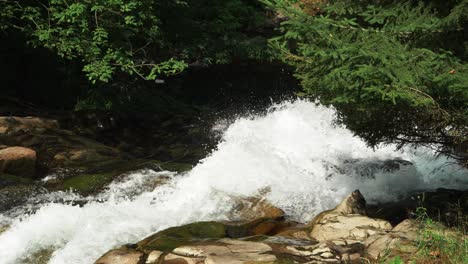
[0,100,466,264]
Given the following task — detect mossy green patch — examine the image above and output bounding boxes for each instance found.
[0,173,34,187]
[168,145,187,159]
[21,248,55,264]
[62,172,115,194]
[139,221,227,252]
[0,225,10,235]
[160,162,192,173]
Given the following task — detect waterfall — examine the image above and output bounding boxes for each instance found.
[0,100,466,264]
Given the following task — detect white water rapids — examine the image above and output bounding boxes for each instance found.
[0,100,466,264]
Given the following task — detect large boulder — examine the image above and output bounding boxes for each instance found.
[229,191,285,221]
[0,146,36,178]
[136,218,289,254]
[309,190,392,241]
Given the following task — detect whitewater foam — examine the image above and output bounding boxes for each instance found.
[0,100,466,264]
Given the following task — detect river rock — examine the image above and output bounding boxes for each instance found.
[230,195,285,221]
[309,190,392,241]
[0,146,36,178]
[95,248,145,264]
[0,116,59,134]
[0,116,123,172]
[95,190,436,264]
[364,220,420,261]
[98,234,366,264]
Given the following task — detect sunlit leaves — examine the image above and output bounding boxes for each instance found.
[266,0,468,151]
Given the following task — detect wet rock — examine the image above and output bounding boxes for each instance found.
[0,116,59,134]
[230,195,285,221]
[95,248,145,264]
[333,190,367,215]
[146,250,163,263]
[137,222,228,252]
[163,253,204,263]
[339,158,414,179]
[0,173,34,188]
[274,224,314,240]
[0,183,38,212]
[0,146,36,178]
[96,190,461,264]
[168,239,276,264]
[225,218,287,237]
[137,218,288,254]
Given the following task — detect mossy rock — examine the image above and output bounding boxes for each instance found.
[0,184,37,212]
[168,144,188,160]
[138,221,227,252]
[20,248,55,264]
[0,173,34,188]
[159,162,193,173]
[61,172,116,194]
[137,218,285,253]
[52,159,163,195]
[225,218,283,238]
[0,224,9,235]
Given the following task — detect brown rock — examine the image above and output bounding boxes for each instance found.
[163,253,204,264]
[230,196,285,221]
[309,190,392,241]
[0,146,36,177]
[275,224,314,240]
[0,116,59,134]
[392,219,419,240]
[95,249,144,264]
[146,250,164,264]
[332,190,367,215]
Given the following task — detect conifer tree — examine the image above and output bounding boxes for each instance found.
[264,0,467,161]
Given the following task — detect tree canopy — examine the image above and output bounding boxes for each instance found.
[1,0,272,83]
[263,0,467,159]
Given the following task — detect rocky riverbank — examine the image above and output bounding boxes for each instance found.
[0,115,209,212]
[95,190,467,264]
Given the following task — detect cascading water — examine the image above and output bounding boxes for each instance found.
[0,100,466,264]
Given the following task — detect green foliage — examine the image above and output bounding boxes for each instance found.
[264,0,468,157]
[414,206,468,263]
[387,256,404,264]
[1,0,271,83]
